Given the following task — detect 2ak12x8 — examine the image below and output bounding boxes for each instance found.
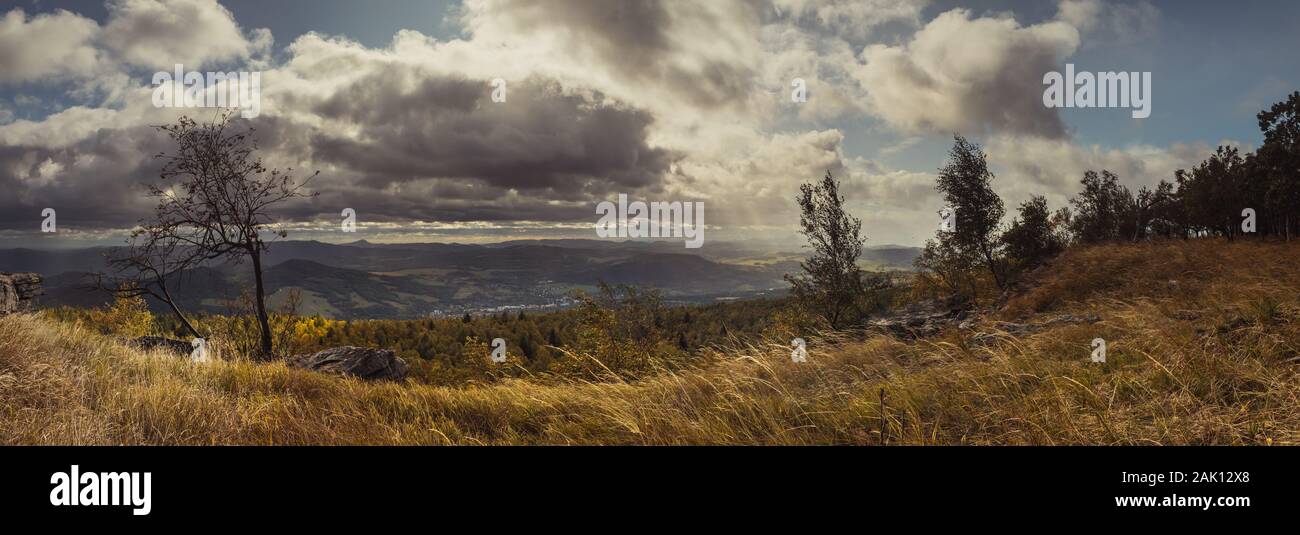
[1190,472,1250,484]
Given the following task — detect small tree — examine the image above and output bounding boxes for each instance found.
[149,112,316,358]
[786,171,867,330]
[96,222,203,339]
[933,135,1007,289]
[914,235,981,300]
[1129,180,1177,241]
[1175,147,1248,239]
[1001,195,1065,274]
[1257,91,1300,239]
[101,293,153,338]
[567,283,679,379]
[1069,170,1131,243]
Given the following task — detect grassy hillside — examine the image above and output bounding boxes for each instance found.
[3,239,1299,445]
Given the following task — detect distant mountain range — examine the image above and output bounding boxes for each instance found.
[0,239,920,319]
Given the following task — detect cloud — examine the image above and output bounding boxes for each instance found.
[773,0,928,42]
[670,128,931,233]
[0,105,128,148]
[1056,0,1160,46]
[753,20,869,123]
[462,0,766,113]
[0,19,686,230]
[0,0,1211,249]
[986,134,1228,210]
[879,135,922,155]
[0,123,169,230]
[857,8,1081,138]
[308,70,679,197]
[1,0,267,89]
[0,8,102,83]
[1056,0,1105,32]
[101,0,259,69]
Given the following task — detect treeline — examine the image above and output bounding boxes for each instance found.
[916,91,1300,302]
[781,91,1300,324]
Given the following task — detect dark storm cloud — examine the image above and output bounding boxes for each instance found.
[308,70,679,197]
[0,68,680,231]
[0,124,169,230]
[276,183,596,224]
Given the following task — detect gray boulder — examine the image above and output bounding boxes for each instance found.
[868,296,970,338]
[289,346,409,381]
[0,272,43,314]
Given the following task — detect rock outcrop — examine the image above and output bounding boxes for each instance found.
[868,296,971,338]
[868,294,1101,343]
[0,273,43,314]
[289,346,409,381]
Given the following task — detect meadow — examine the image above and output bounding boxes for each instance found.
[2,239,1297,445]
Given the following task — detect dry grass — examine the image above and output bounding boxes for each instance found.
[3,239,1299,445]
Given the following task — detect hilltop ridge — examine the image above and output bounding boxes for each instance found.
[2,239,1297,445]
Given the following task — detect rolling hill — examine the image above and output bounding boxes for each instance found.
[3,239,890,319]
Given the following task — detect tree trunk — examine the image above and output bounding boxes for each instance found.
[249,246,273,358]
[160,284,202,339]
[981,243,1004,289]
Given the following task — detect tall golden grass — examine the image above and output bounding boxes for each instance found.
[2,239,1298,445]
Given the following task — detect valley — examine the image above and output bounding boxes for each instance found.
[2,239,919,319]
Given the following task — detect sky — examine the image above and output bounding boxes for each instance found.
[0,0,1297,249]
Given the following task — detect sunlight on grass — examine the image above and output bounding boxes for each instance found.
[3,239,1299,445]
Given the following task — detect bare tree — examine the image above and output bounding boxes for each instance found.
[148,112,316,358]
